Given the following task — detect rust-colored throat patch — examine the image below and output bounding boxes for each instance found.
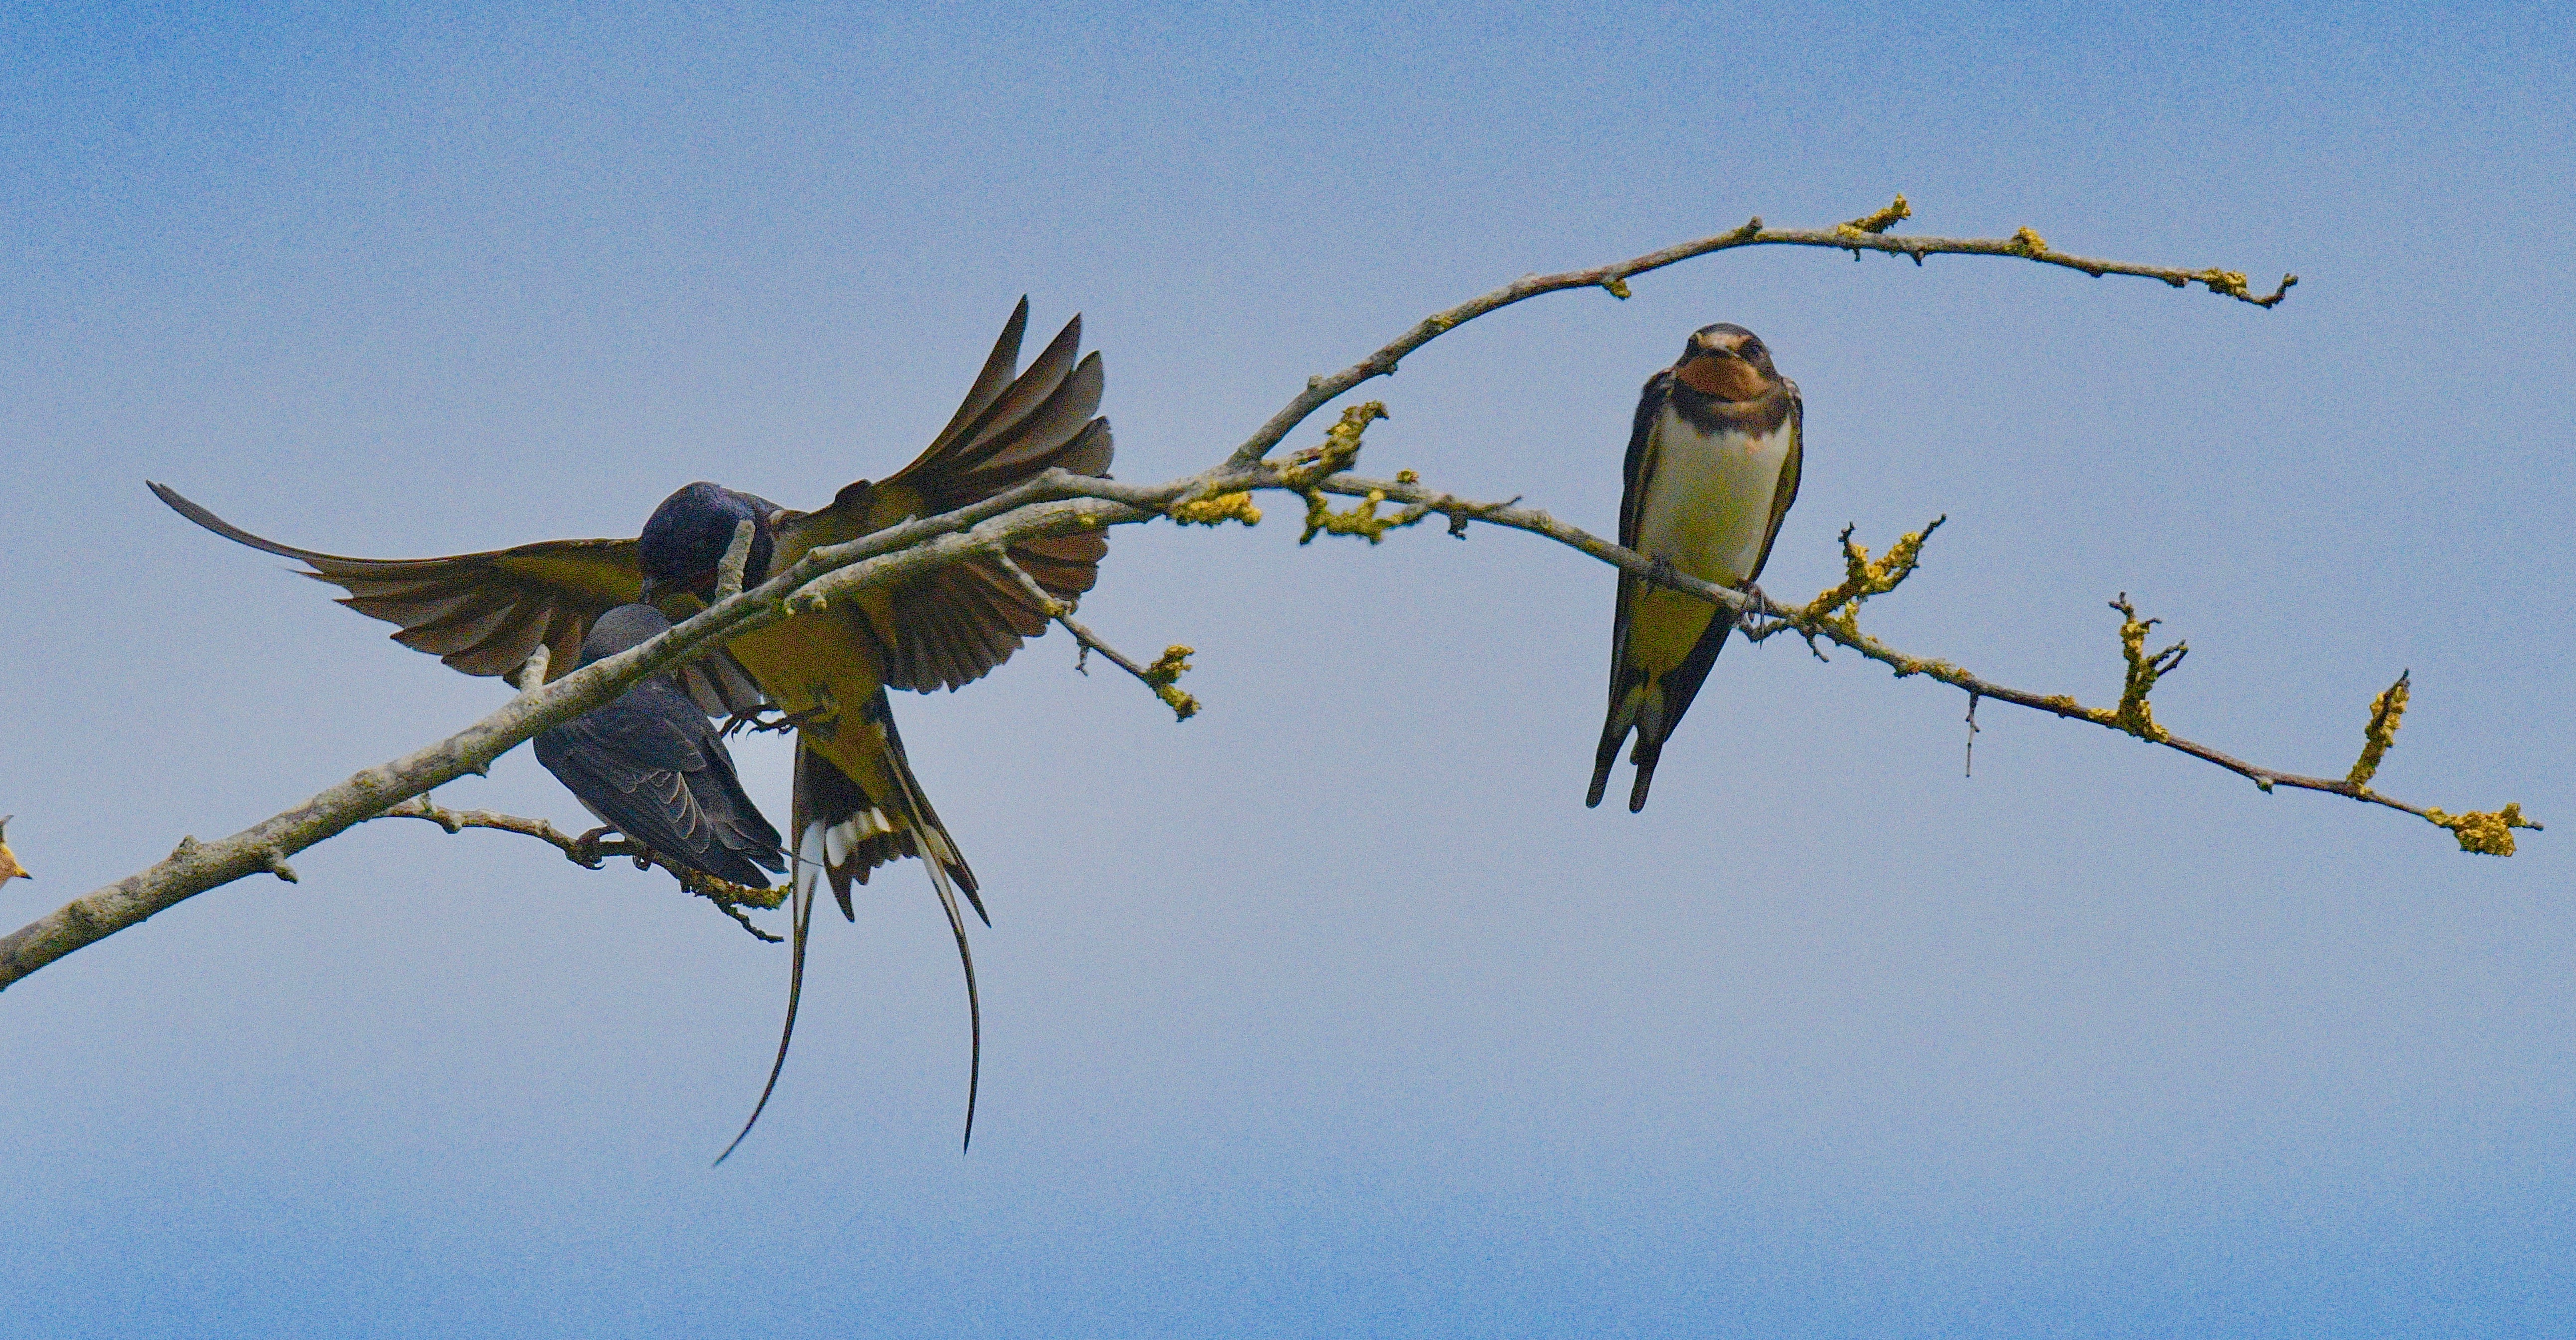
[1676,352,1768,401]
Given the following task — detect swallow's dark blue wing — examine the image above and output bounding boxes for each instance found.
[535,678,785,888]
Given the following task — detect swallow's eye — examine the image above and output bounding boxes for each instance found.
[1741,341,1762,358]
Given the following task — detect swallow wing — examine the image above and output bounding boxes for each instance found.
[1743,381,1803,586]
[1586,370,1673,808]
[153,483,767,713]
[534,681,784,888]
[771,298,1115,693]
[154,482,637,680]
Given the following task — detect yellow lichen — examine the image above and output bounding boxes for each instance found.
[1300,486,1426,545]
[2011,226,2050,255]
[1395,469,1419,485]
[2199,269,2252,299]
[1798,517,1947,626]
[2345,670,2411,789]
[1278,402,1390,488]
[1169,491,1263,528]
[2423,803,2537,857]
[2106,595,2186,743]
[1836,194,1912,237]
[1600,276,1632,299]
[1142,644,1200,721]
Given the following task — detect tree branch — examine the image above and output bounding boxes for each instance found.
[9,198,2461,992]
[1224,197,2293,468]
[1299,473,2536,853]
[986,552,1200,721]
[373,794,785,941]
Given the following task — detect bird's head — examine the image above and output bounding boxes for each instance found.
[577,604,676,670]
[1673,324,1781,401]
[637,483,775,604]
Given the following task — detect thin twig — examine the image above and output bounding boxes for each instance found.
[987,552,1200,721]
[1226,205,2291,468]
[714,519,756,602]
[377,794,784,941]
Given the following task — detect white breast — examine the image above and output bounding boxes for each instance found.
[1635,404,1794,588]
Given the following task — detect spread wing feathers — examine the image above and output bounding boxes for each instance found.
[151,481,633,681]
[151,482,769,714]
[719,702,984,1163]
[773,303,1116,694]
[532,680,787,888]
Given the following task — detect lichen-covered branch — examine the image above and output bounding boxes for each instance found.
[988,552,1201,721]
[1295,473,2536,854]
[0,198,2401,989]
[0,484,1138,989]
[375,794,784,940]
[1224,196,2293,469]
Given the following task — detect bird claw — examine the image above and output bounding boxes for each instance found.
[1647,555,1678,589]
[1735,581,1775,631]
[728,704,828,737]
[571,826,615,869]
[722,708,781,737]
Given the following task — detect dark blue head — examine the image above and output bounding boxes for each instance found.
[638,482,775,601]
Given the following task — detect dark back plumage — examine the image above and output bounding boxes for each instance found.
[533,605,785,888]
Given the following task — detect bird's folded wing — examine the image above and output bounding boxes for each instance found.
[539,711,776,888]
[772,298,1116,693]
[151,481,641,681]
[1747,387,1804,585]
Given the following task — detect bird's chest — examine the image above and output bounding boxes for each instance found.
[1635,409,1793,587]
[725,612,885,741]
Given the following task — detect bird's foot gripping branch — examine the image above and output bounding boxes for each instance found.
[0,197,2524,996]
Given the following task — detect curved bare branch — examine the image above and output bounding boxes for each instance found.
[14,199,2459,993]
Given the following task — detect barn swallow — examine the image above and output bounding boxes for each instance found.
[1588,323,1803,812]
[533,605,785,890]
[0,816,28,887]
[152,298,1113,1156]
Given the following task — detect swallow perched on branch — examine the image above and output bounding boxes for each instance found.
[152,297,1114,1156]
[1589,323,1803,813]
[533,605,785,889]
[0,816,29,887]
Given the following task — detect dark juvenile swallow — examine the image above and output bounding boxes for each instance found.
[1588,323,1803,813]
[152,298,1113,1157]
[533,605,785,890]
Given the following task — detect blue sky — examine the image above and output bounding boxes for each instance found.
[1,2,2570,1335]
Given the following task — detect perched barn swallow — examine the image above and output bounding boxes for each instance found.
[152,298,1112,1156]
[0,816,28,887]
[533,605,786,890]
[1588,323,1803,813]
